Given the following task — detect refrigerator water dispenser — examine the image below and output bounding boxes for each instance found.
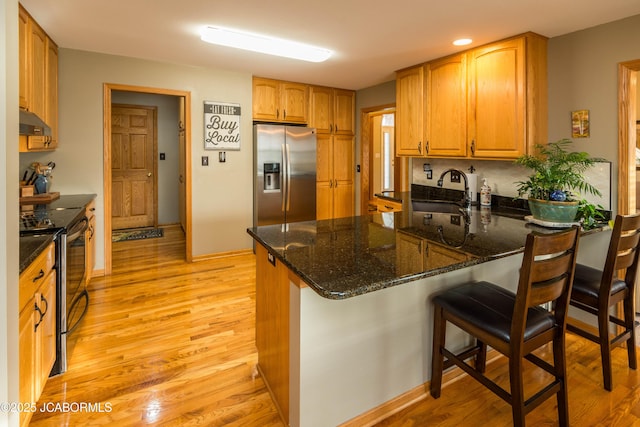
[264,162,281,191]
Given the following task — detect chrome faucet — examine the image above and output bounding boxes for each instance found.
[437,168,471,208]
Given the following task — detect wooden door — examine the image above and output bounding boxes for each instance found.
[425,53,467,157]
[111,104,157,230]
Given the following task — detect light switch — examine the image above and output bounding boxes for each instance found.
[202,156,209,166]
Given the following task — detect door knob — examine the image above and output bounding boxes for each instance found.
[147,173,152,177]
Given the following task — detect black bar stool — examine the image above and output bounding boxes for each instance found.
[430,227,580,427]
[567,213,640,391]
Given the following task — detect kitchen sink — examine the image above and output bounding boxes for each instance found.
[411,200,464,214]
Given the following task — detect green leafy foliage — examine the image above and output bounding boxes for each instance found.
[515,139,605,201]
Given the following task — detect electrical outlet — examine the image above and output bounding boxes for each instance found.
[450,215,461,226]
[201,156,209,166]
[450,170,461,183]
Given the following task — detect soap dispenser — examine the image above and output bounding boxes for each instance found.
[480,179,492,206]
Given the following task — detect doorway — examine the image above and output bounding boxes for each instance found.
[360,105,409,214]
[103,84,192,275]
[618,61,639,216]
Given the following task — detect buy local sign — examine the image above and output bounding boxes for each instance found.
[204,101,241,150]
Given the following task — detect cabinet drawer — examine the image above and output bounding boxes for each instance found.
[376,198,402,212]
[19,242,55,311]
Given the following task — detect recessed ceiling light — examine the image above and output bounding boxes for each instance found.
[200,26,332,63]
[453,38,473,46]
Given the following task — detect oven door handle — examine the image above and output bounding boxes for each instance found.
[67,217,89,241]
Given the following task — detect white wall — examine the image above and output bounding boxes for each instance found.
[2,1,20,425]
[21,49,254,270]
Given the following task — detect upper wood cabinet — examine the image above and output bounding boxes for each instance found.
[467,34,547,159]
[252,77,308,123]
[396,65,425,156]
[424,53,467,157]
[309,86,355,135]
[396,32,547,160]
[19,5,59,152]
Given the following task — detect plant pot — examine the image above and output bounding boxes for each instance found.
[527,198,579,223]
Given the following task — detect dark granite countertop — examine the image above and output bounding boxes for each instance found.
[248,189,608,300]
[20,234,56,274]
[46,194,96,210]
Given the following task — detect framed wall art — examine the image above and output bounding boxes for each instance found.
[571,109,590,138]
[204,101,241,150]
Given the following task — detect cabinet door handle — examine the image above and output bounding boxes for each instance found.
[426,141,430,154]
[335,125,339,133]
[277,109,280,119]
[283,109,286,119]
[470,140,476,155]
[33,295,48,332]
[330,124,333,133]
[334,179,338,188]
[418,141,422,154]
[32,269,45,283]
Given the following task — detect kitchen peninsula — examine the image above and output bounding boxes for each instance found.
[247,197,610,427]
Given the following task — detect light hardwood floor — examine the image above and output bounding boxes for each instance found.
[30,226,640,426]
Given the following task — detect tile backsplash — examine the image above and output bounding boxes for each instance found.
[411,157,611,209]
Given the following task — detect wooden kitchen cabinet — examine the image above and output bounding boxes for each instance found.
[395,230,428,276]
[85,199,96,284]
[397,32,547,160]
[308,85,355,135]
[376,198,403,212]
[316,133,355,220]
[395,65,425,156]
[252,77,308,123]
[19,242,56,427]
[467,33,547,159]
[19,4,59,152]
[395,231,470,276]
[255,243,290,424]
[424,53,467,157]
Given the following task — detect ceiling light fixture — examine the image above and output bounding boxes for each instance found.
[200,26,332,63]
[453,38,473,46]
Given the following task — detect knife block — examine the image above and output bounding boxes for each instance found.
[20,183,34,198]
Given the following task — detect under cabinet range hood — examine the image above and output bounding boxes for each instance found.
[19,110,51,136]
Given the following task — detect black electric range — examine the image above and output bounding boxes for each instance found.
[20,205,86,235]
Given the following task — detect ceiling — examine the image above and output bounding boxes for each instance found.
[19,0,640,91]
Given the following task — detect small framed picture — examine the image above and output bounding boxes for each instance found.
[571,109,590,138]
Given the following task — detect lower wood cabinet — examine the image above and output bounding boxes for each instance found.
[395,230,471,276]
[255,243,290,424]
[19,242,56,427]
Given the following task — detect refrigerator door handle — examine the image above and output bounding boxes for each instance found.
[285,143,291,211]
[281,143,287,212]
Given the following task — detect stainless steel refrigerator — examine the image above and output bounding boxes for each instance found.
[254,124,317,227]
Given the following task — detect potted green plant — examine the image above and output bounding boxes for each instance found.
[514,139,605,224]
